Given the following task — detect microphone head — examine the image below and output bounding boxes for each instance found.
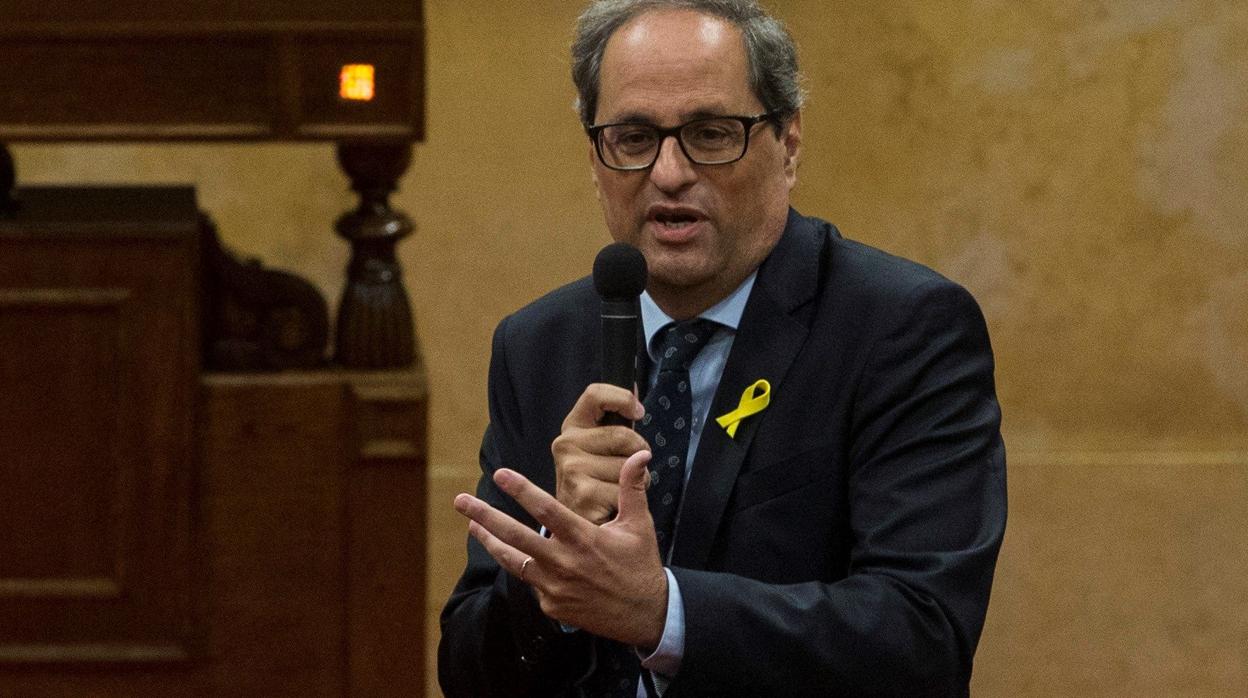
[592,242,648,300]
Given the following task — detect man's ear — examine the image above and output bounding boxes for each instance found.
[782,111,802,186]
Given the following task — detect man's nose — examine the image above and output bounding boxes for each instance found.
[648,135,698,191]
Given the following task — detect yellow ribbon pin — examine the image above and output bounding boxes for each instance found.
[716,379,771,438]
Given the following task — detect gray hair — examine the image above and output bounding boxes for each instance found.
[571,0,806,128]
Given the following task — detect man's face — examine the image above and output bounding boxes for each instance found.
[590,8,801,318]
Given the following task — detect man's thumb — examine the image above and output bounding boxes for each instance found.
[615,449,652,522]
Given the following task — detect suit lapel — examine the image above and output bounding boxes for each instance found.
[671,210,827,569]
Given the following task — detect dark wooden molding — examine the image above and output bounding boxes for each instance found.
[0,287,132,307]
[0,644,192,665]
[0,578,123,600]
[350,380,426,467]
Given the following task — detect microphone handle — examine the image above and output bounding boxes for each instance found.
[600,298,638,426]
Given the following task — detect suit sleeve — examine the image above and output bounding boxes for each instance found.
[669,279,1007,697]
[437,315,592,698]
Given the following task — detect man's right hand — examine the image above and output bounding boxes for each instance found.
[550,383,648,524]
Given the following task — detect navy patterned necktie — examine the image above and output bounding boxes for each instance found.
[636,318,718,561]
[581,319,718,698]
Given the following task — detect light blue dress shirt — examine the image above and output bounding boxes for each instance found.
[635,271,757,695]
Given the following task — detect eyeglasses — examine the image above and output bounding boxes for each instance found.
[587,112,781,171]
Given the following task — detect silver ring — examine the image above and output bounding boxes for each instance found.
[520,556,534,582]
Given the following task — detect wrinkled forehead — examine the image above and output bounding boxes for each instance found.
[597,9,757,122]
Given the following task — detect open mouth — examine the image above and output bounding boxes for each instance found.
[653,211,699,228]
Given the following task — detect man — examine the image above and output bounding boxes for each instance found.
[440,1,1006,696]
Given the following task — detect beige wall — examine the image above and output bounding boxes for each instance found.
[13,1,1248,694]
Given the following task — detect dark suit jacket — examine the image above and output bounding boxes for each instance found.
[439,210,1007,697]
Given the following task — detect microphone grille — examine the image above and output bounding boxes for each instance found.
[592,242,648,299]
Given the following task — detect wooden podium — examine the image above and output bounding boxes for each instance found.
[0,2,431,693]
[0,188,428,696]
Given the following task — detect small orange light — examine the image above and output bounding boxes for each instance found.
[340,64,375,101]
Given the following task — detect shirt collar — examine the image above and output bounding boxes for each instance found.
[640,271,757,360]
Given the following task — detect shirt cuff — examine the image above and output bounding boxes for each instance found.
[638,567,684,679]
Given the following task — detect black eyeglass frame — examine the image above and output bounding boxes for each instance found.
[586,111,784,171]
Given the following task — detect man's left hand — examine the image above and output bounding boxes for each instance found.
[454,450,668,650]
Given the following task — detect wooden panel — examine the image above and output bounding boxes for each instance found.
[347,380,428,696]
[199,378,350,696]
[0,188,200,665]
[199,371,429,697]
[0,2,426,142]
[0,288,131,601]
[0,37,273,136]
[0,0,422,24]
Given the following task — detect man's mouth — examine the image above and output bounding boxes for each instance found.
[654,211,699,229]
[646,206,706,242]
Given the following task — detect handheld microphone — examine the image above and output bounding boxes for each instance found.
[592,242,647,426]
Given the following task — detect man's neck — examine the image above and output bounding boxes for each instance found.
[640,271,757,349]
[648,273,745,320]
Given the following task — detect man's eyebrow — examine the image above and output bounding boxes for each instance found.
[601,111,658,125]
[685,108,733,120]
[599,108,739,126]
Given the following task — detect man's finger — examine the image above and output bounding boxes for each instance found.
[614,450,653,523]
[494,468,591,540]
[554,425,650,460]
[454,492,548,554]
[465,519,532,580]
[556,476,619,525]
[561,383,645,430]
